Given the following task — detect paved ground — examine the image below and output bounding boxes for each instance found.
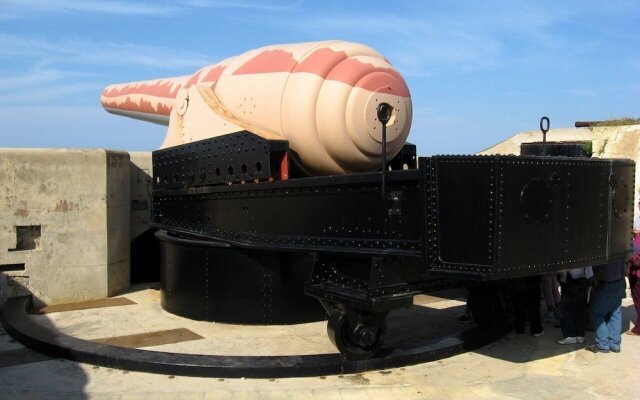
[0,283,638,400]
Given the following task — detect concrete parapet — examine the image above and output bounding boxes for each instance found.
[479,124,640,221]
[129,152,153,241]
[477,127,594,156]
[0,148,131,307]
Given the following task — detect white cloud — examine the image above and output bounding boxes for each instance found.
[184,0,298,11]
[565,89,597,99]
[0,34,214,106]
[0,34,62,59]
[565,83,640,100]
[0,34,213,70]
[0,82,102,105]
[0,12,16,21]
[1,0,297,17]
[1,0,177,16]
[72,41,214,70]
[0,67,69,91]
[281,2,585,77]
[0,106,164,151]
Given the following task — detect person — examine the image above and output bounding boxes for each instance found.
[556,267,592,345]
[586,259,626,353]
[542,273,561,322]
[626,211,640,335]
[513,275,544,336]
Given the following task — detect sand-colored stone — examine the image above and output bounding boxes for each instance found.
[1,284,638,399]
[0,148,131,306]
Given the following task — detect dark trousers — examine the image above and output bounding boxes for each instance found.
[514,275,543,334]
[558,278,590,337]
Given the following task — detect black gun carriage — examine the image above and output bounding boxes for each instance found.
[151,112,634,360]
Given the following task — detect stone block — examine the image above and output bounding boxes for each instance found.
[0,148,130,306]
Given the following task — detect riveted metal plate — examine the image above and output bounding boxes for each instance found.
[153,171,423,256]
[424,155,634,279]
[152,131,288,190]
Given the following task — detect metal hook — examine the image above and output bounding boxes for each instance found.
[539,116,550,156]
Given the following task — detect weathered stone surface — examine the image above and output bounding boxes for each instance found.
[129,152,153,241]
[0,148,131,306]
[477,127,594,156]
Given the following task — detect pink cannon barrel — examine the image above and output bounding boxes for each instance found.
[101,40,412,176]
[101,76,188,125]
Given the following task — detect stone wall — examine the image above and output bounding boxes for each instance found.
[0,148,131,307]
[129,152,153,242]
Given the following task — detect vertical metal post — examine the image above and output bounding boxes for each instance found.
[377,103,392,200]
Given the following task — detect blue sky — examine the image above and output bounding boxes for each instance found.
[0,0,638,155]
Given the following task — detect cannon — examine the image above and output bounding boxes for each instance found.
[102,40,411,176]
[103,41,634,360]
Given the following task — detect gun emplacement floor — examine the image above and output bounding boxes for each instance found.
[1,283,639,399]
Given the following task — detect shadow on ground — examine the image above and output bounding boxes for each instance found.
[1,315,90,400]
[473,302,637,364]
